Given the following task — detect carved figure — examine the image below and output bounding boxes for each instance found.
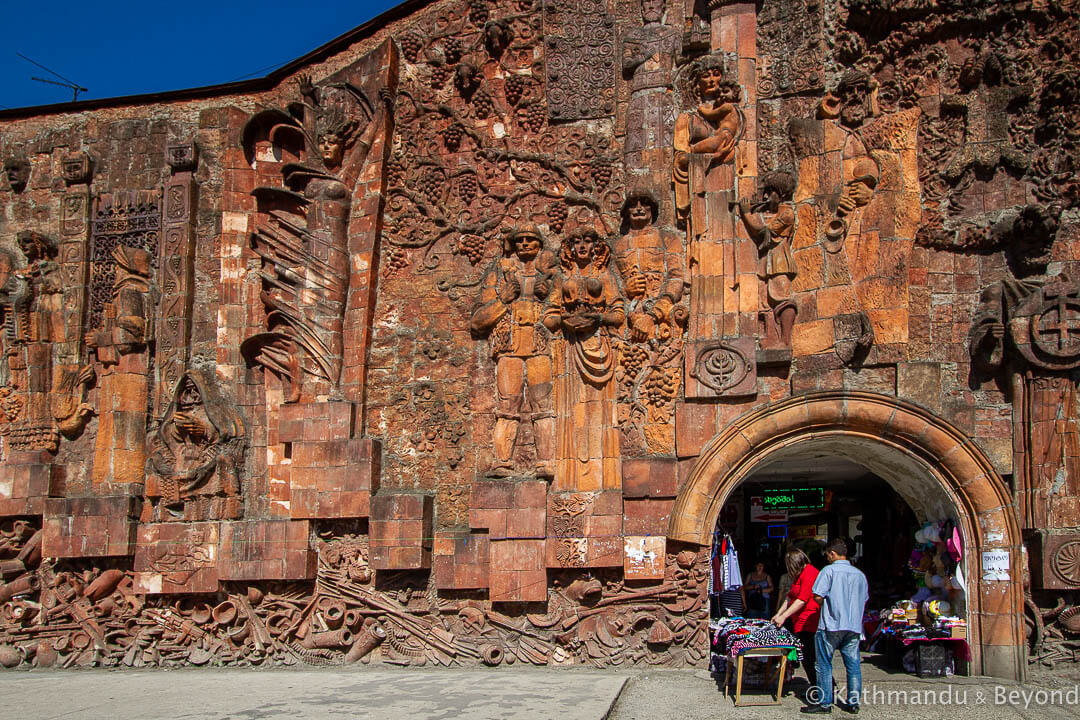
[942,53,1031,182]
[3,158,29,193]
[146,370,246,522]
[737,171,797,349]
[614,188,686,343]
[15,232,63,344]
[545,228,625,491]
[622,0,681,162]
[88,245,155,487]
[970,204,1080,529]
[242,77,392,402]
[673,56,743,269]
[470,226,558,476]
[87,247,154,366]
[0,249,24,388]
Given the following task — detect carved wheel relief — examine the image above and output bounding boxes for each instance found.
[1052,541,1080,587]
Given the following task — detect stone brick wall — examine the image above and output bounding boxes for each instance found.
[0,0,1077,674]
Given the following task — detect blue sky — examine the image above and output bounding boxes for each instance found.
[2,1,400,110]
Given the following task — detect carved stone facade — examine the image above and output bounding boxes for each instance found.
[0,0,1077,679]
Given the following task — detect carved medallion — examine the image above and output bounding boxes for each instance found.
[1032,286,1080,359]
[1010,281,1080,371]
[690,341,752,395]
[1052,540,1080,586]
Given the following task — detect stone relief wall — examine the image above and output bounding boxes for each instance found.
[0,0,1077,671]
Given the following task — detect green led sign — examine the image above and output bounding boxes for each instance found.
[761,487,824,510]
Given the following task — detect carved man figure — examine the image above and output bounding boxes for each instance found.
[88,245,156,487]
[970,204,1080,529]
[673,56,743,264]
[470,226,558,476]
[146,370,246,522]
[614,188,686,343]
[545,228,625,491]
[3,158,29,193]
[737,171,797,349]
[622,0,681,165]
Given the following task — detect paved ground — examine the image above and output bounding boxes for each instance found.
[609,661,1080,720]
[2,658,1079,719]
[0,667,626,720]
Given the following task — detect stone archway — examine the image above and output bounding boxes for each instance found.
[669,390,1026,681]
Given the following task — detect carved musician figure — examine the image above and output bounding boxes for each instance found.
[737,171,798,349]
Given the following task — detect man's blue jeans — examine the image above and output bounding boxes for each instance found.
[814,630,861,708]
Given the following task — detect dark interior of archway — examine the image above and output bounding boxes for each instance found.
[711,455,924,619]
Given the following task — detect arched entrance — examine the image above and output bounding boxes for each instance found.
[669,391,1026,681]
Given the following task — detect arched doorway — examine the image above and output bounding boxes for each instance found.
[669,391,1026,681]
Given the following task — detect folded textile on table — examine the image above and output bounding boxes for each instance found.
[710,616,803,662]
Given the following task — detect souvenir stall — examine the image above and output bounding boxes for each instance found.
[710,530,803,706]
[867,520,970,677]
[710,616,803,706]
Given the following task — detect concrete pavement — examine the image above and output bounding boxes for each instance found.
[0,667,627,720]
[2,660,1079,719]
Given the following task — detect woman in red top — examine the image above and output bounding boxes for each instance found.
[772,548,821,690]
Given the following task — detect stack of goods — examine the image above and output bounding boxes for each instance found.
[711,616,803,662]
[881,600,918,627]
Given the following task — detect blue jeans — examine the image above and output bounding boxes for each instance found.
[814,630,861,708]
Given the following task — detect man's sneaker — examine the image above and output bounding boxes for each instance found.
[837,700,860,715]
[801,705,832,715]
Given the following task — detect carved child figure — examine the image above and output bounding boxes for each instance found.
[737,171,798,349]
[614,188,686,343]
[470,226,558,476]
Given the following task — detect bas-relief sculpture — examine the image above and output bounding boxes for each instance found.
[970,205,1080,531]
[0,0,1079,673]
[469,226,557,477]
[242,75,392,403]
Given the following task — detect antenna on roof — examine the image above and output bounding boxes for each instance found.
[17,52,88,102]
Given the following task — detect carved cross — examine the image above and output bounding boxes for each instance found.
[1036,291,1080,354]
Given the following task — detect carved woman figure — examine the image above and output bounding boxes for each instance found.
[243,77,393,402]
[146,370,246,522]
[672,56,743,275]
[545,228,625,491]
